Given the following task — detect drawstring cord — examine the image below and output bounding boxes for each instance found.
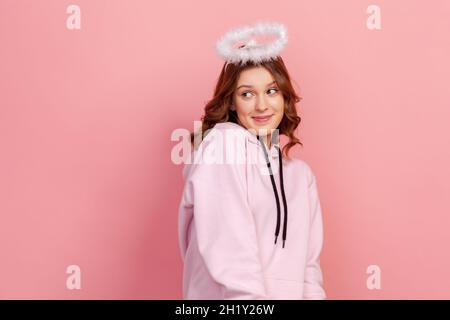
[258,138,288,248]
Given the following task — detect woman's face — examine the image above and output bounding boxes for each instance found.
[232,66,284,139]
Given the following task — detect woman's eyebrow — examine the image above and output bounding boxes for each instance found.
[236,80,277,90]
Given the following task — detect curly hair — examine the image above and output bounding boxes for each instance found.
[191,56,303,159]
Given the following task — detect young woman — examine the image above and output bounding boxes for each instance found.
[178,22,326,300]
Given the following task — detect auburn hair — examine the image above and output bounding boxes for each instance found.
[191,56,303,159]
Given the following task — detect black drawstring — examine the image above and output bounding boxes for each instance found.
[278,146,288,248]
[258,138,288,248]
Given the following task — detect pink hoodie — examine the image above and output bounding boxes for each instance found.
[178,121,326,300]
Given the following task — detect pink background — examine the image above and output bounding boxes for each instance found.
[1,0,450,299]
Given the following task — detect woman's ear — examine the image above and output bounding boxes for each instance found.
[229,105,236,111]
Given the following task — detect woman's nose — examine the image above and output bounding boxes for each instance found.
[255,96,269,112]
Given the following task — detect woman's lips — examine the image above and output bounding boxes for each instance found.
[252,114,273,123]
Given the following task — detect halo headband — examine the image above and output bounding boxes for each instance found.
[215,21,288,65]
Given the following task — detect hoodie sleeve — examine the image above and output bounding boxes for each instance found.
[187,131,268,300]
[303,167,326,299]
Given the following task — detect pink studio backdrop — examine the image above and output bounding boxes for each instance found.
[1,0,450,299]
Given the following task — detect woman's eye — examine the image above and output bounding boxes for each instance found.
[241,89,278,98]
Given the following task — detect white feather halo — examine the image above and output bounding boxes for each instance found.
[215,21,288,65]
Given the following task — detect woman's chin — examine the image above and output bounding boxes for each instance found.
[248,119,274,130]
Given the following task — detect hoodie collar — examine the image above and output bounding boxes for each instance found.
[214,121,280,159]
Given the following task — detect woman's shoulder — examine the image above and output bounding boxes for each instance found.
[208,121,254,142]
[286,157,316,186]
[195,121,252,158]
[212,121,247,131]
[186,122,249,176]
[288,157,311,170]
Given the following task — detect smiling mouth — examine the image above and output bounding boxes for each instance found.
[252,114,273,123]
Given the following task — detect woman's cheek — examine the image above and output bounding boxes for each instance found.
[275,98,285,112]
[239,102,253,113]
